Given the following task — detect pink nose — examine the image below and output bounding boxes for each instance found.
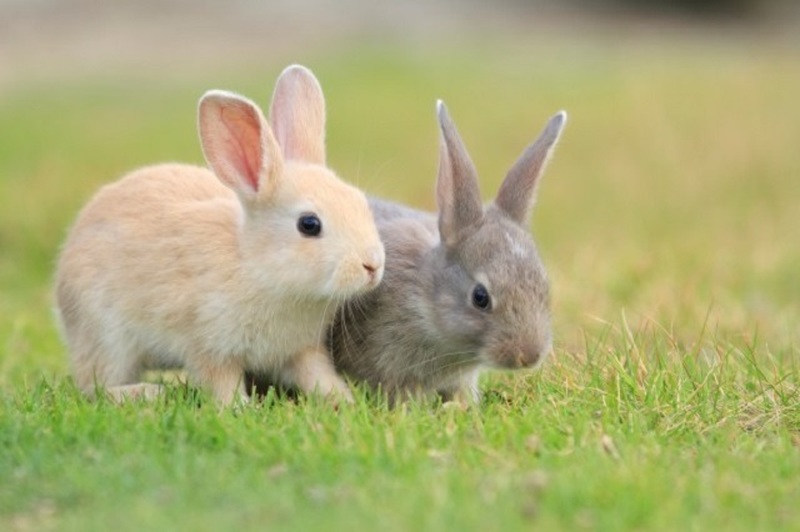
[363,262,378,280]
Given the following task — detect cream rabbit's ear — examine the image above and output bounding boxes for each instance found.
[198,90,283,201]
[269,64,327,165]
[494,111,566,226]
[435,100,484,249]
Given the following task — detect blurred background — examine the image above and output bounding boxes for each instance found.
[3,0,799,88]
[1,0,799,383]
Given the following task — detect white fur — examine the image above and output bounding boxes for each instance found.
[55,65,384,405]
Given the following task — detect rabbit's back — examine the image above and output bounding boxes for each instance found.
[57,163,240,297]
[55,164,243,368]
[369,197,436,231]
[71,163,234,231]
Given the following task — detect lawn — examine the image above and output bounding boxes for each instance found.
[1,31,799,531]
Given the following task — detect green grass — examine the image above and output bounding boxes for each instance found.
[1,36,799,531]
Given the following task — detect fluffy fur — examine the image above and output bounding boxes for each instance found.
[330,100,566,403]
[55,65,385,404]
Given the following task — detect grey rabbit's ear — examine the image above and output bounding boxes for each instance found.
[435,100,483,248]
[494,111,567,226]
[269,64,327,165]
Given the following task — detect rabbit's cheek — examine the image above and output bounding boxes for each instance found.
[328,255,378,296]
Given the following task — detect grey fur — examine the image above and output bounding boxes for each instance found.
[330,101,567,403]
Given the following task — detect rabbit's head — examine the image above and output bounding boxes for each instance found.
[429,101,566,370]
[198,66,384,300]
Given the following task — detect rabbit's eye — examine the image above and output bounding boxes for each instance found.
[471,283,491,311]
[297,214,322,237]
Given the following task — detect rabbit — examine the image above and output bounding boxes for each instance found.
[330,100,566,404]
[54,65,385,405]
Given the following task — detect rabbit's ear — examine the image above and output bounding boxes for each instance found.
[494,111,566,226]
[269,65,326,165]
[436,100,483,248]
[198,90,283,200]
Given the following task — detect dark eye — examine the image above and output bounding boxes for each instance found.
[297,213,322,237]
[471,283,491,311]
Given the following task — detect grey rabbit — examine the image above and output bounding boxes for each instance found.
[329,100,567,404]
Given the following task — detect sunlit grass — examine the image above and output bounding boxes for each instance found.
[2,324,796,530]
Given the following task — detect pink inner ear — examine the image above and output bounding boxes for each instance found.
[221,105,262,193]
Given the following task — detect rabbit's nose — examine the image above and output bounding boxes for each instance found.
[518,347,540,368]
[362,247,384,283]
[362,261,383,284]
[520,340,551,368]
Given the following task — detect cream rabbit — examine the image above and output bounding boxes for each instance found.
[330,101,565,404]
[55,65,384,405]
